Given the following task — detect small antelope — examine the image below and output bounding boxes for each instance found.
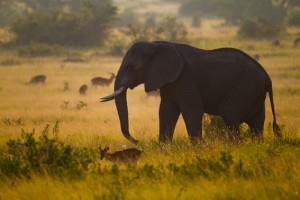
[99,146,142,164]
[79,84,88,95]
[63,81,70,91]
[91,73,115,87]
[28,74,47,84]
[294,38,300,47]
[272,39,280,47]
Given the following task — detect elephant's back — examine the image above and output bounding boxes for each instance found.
[187,48,267,114]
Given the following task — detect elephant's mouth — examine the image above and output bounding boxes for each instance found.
[100,86,126,102]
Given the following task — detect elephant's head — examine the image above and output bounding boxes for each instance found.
[101,41,184,144]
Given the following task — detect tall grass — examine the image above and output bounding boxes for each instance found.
[0,25,299,199]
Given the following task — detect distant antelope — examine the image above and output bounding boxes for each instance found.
[294,38,300,47]
[28,74,47,85]
[63,81,70,91]
[272,39,280,47]
[91,73,115,87]
[79,84,88,95]
[99,146,142,164]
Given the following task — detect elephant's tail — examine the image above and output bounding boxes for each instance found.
[266,78,282,138]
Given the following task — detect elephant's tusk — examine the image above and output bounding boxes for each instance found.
[100,87,126,102]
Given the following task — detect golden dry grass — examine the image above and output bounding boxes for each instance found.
[0,25,299,199]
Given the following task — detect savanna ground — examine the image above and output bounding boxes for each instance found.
[0,22,300,199]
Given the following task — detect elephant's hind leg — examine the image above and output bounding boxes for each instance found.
[159,99,180,143]
[246,103,265,141]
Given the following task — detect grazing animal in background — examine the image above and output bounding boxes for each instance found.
[253,54,260,61]
[294,38,300,47]
[99,146,142,164]
[28,74,47,85]
[79,84,88,95]
[272,39,280,47]
[63,81,70,91]
[101,41,281,144]
[91,73,115,87]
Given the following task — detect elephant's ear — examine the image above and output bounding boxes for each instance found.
[145,43,184,92]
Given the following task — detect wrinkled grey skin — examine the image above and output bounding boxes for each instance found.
[101,41,281,144]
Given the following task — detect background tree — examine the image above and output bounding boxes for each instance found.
[10,0,117,46]
[179,0,285,25]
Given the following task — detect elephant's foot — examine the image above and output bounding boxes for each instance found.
[190,136,205,146]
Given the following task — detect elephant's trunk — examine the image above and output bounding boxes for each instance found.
[114,79,138,144]
[114,90,138,144]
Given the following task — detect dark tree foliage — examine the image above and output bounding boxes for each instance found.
[179,0,286,25]
[238,19,283,39]
[284,0,300,8]
[287,7,300,26]
[8,0,117,46]
[0,0,26,26]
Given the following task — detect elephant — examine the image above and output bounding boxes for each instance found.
[101,41,281,144]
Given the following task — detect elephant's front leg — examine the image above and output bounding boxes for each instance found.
[159,99,180,143]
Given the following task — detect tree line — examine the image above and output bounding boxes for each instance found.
[0,0,117,46]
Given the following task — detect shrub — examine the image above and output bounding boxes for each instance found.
[287,7,300,26]
[158,16,188,42]
[124,16,188,43]
[0,124,95,178]
[106,37,129,56]
[0,1,26,27]
[179,0,286,25]
[114,8,140,27]
[238,19,283,39]
[2,117,24,126]
[11,0,116,46]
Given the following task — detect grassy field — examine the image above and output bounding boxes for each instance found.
[0,25,299,199]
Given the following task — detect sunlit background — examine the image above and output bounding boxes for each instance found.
[0,0,299,199]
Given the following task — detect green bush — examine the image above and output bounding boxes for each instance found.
[287,7,300,26]
[124,16,188,43]
[238,19,283,39]
[179,0,286,25]
[11,0,116,46]
[106,37,129,56]
[0,1,25,27]
[0,123,95,178]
